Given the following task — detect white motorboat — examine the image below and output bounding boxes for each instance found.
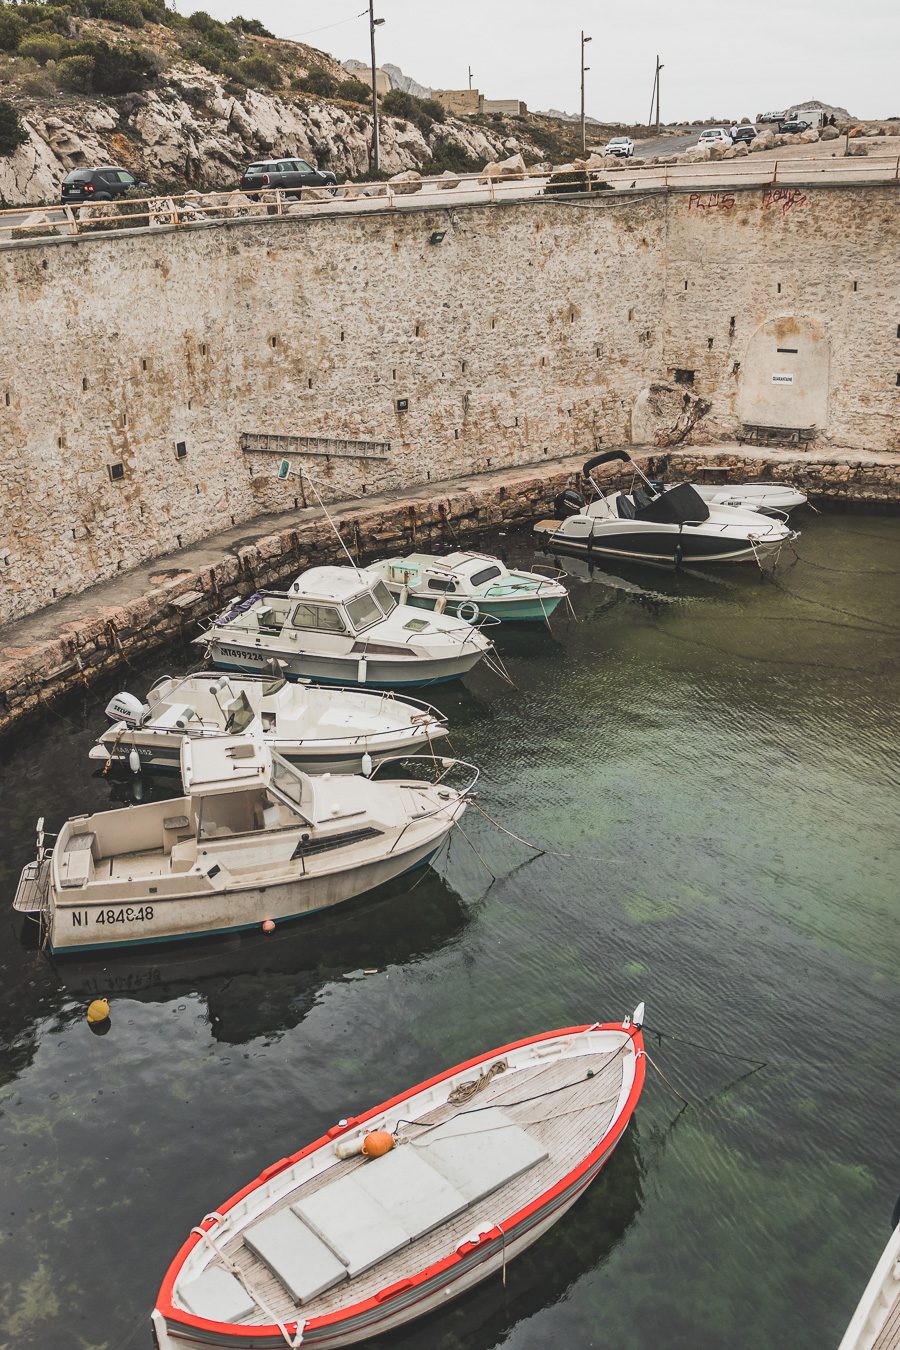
[837,1210,900,1350]
[196,567,494,689]
[88,673,448,776]
[12,735,476,953]
[534,450,796,565]
[685,482,807,516]
[364,552,568,623]
[152,1009,646,1348]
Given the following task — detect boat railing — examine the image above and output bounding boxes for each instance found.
[367,755,480,853]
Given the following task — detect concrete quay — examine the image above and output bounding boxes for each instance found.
[0,446,897,741]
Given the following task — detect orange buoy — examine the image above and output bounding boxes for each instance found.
[361,1130,394,1159]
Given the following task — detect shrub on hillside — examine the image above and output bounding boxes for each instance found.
[0,6,26,50]
[295,63,336,97]
[91,39,159,92]
[85,0,145,25]
[0,99,28,155]
[382,88,445,133]
[18,31,67,62]
[228,15,273,37]
[234,54,280,88]
[183,11,238,57]
[337,76,369,103]
[16,2,74,31]
[56,51,93,89]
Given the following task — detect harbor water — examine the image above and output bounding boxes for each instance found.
[0,511,897,1349]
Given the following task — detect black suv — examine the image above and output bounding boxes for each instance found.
[239,157,337,198]
[777,119,812,136]
[732,126,757,143]
[60,166,149,204]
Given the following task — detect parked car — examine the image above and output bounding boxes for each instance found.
[239,157,338,198]
[732,125,757,143]
[759,110,786,124]
[777,119,812,136]
[697,128,733,147]
[603,136,634,159]
[60,166,149,204]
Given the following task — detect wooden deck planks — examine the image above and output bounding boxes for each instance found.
[223,1046,629,1325]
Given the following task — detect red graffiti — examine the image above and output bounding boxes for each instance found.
[763,187,808,215]
[688,191,737,212]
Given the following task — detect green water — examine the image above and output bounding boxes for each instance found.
[0,512,897,1349]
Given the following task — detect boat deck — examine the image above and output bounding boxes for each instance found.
[221,1045,628,1326]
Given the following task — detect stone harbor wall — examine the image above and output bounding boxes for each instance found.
[0,181,897,627]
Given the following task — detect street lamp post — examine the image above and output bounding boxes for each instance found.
[369,1,385,174]
[580,32,592,156]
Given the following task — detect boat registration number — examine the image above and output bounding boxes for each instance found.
[73,905,154,927]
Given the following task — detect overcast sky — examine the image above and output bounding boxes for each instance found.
[194,0,898,122]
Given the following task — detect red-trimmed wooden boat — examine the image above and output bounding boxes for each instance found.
[152,1009,646,1348]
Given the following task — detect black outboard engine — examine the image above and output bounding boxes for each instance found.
[554,488,585,519]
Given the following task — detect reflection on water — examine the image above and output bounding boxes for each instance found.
[0,511,897,1349]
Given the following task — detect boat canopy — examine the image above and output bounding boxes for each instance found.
[621,483,711,525]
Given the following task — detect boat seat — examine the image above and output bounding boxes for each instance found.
[350,1145,469,1240]
[169,839,197,872]
[243,1208,347,1304]
[179,1266,256,1323]
[59,832,96,888]
[292,1179,411,1278]
[616,495,637,519]
[413,1108,548,1202]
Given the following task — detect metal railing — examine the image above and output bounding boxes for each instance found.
[1,155,897,245]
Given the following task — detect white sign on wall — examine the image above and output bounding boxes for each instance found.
[771,373,795,385]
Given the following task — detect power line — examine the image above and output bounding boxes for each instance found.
[283,8,367,41]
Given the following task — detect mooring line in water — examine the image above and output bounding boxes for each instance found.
[642,1022,768,1069]
[768,576,900,636]
[471,801,624,864]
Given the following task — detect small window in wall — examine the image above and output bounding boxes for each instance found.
[673,368,695,386]
[4,392,9,407]
[269,335,278,348]
[108,463,125,482]
[82,377,89,392]
[175,441,187,459]
[199,342,208,356]
[776,347,798,354]
[120,412,128,428]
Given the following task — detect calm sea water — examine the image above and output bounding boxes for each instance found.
[0,511,897,1350]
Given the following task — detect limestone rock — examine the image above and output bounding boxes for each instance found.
[846,143,868,156]
[388,169,422,194]
[799,128,820,143]
[482,151,527,179]
[683,145,711,162]
[299,186,334,201]
[819,125,840,141]
[435,169,462,189]
[732,141,749,157]
[706,143,728,161]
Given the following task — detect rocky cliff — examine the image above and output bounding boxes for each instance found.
[0,17,532,205]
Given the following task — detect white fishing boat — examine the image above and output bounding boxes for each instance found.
[88,673,448,776]
[687,482,807,516]
[837,1211,900,1350]
[535,450,796,566]
[13,736,476,953]
[152,1009,646,1348]
[196,568,495,689]
[364,552,568,623]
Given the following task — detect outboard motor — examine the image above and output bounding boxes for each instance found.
[104,691,147,726]
[554,488,585,520]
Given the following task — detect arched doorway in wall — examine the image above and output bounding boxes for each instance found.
[737,316,830,434]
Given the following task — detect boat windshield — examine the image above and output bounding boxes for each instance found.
[372,580,396,616]
[345,590,384,632]
[269,752,314,821]
[470,565,502,588]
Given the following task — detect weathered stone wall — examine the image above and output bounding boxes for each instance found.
[0,182,897,626]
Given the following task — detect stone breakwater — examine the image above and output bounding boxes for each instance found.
[1,446,898,741]
[0,456,579,740]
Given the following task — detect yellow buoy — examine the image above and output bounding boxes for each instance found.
[87,998,110,1025]
[361,1130,394,1159]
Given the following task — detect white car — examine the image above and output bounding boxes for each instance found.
[697,127,733,147]
[603,136,634,158]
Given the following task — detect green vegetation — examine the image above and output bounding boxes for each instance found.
[0,7,27,49]
[233,53,279,88]
[17,30,67,62]
[91,38,160,92]
[293,63,335,97]
[55,50,93,89]
[381,88,445,134]
[84,0,145,27]
[0,97,27,155]
[227,14,273,37]
[336,76,369,104]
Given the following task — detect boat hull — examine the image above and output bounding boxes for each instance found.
[152,1131,625,1349]
[47,834,445,955]
[402,594,564,623]
[204,640,483,689]
[534,520,790,564]
[95,726,446,778]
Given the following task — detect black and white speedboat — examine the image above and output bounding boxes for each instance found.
[534,450,796,566]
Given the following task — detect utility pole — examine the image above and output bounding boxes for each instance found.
[369,0,385,175]
[580,31,592,156]
[648,55,663,131]
[468,65,473,90]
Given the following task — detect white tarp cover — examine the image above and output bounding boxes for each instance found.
[179,1266,257,1323]
[293,1179,411,1278]
[414,1106,549,1201]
